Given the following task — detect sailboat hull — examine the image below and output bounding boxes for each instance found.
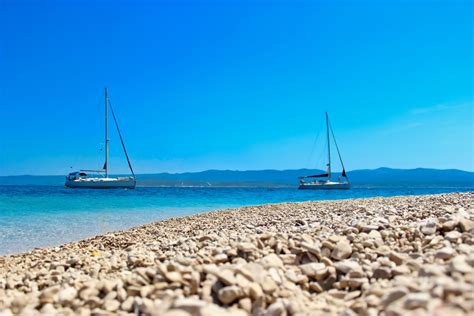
[298,182,350,190]
[65,177,136,189]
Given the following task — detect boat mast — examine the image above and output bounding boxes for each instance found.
[326,112,331,178]
[105,87,109,178]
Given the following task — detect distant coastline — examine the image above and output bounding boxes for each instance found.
[0,167,473,187]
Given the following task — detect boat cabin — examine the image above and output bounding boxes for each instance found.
[67,172,88,181]
[300,178,330,185]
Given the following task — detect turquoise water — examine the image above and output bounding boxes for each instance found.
[0,185,472,255]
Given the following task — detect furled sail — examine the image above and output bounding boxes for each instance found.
[298,173,329,179]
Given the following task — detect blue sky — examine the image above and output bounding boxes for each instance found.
[0,0,472,175]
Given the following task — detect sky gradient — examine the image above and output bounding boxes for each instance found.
[1,0,473,175]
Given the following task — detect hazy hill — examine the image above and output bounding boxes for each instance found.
[0,168,473,187]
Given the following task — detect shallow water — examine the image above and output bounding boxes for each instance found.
[0,185,472,255]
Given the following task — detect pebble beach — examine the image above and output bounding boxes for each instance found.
[0,192,473,316]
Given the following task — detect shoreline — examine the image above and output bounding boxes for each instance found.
[1,192,473,315]
[3,189,472,258]
[0,191,468,258]
[0,188,474,257]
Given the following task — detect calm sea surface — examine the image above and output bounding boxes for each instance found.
[0,185,472,255]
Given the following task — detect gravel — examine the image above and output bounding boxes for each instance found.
[0,192,473,315]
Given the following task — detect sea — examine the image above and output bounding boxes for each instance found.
[0,185,472,255]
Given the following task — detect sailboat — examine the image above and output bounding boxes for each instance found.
[65,88,136,189]
[298,112,350,190]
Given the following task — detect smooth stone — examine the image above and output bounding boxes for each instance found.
[435,247,455,259]
[420,221,437,235]
[419,264,444,277]
[301,242,320,256]
[58,286,77,304]
[285,269,302,284]
[260,275,277,293]
[450,255,472,273]
[39,304,56,314]
[238,298,252,313]
[403,292,430,309]
[365,295,381,307]
[295,219,307,226]
[39,285,60,304]
[381,287,408,307]
[328,289,346,299]
[213,253,228,263]
[237,243,257,252]
[442,220,458,232]
[173,298,206,314]
[280,254,297,265]
[161,310,192,316]
[248,282,264,300]
[373,267,391,279]
[347,277,368,289]
[375,245,391,256]
[299,263,326,278]
[103,299,120,312]
[121,296,135,312]
[218,269,236,286]
[235,273,250,289]
[368,230,382,240]
[362,225,380,233]
[260,254,284,269]
[345,290,361,300]
[239,263,264,283]
[167,271,183,283]
[333,260,361,274]
[331,241,352,260]
[315,267,329,281]
[218,285,244,305]
[459,219,474,232]
[199,235,214,242]
[348,269,364,279]
[389,252,406,265]
[309,282,323,293]
[392,265,411,276]
[445,231,462,242]
[201,305,246,316]
[264,301,286,316]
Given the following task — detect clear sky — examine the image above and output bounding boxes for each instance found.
[0,0,472,176]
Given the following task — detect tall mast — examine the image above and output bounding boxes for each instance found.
[105,87,109,178]
[326,112,331,178]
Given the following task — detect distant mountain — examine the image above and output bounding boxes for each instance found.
[137,169,321,187]
[347,167,474,186]
[0,168,473,187]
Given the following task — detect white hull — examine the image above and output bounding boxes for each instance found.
[65,177,136,189]
[298,181,350,190]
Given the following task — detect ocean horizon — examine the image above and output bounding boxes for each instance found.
[1,184,472,256]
